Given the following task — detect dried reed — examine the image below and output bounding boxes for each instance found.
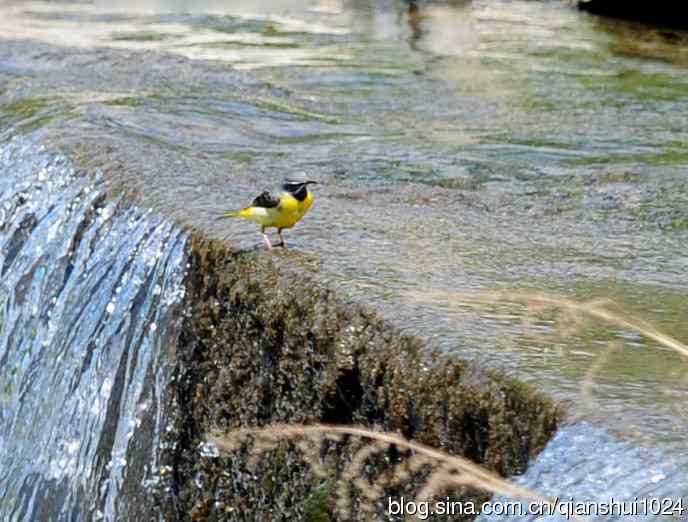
[209,424,578,521]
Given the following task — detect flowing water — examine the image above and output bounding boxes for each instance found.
[1,0,687,519]
[0,137,187,520]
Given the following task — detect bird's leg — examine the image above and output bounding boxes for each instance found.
[276,229,286,248]
[261,226,273,249]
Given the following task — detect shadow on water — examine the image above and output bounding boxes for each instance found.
[592,17,688,66]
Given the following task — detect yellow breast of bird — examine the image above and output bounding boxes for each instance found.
[266,191,314,229]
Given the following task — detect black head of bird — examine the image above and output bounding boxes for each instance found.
[282,174,318,201]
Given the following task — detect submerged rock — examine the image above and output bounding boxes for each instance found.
[158,237,562,521]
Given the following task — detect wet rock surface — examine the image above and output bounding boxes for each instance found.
[158,237,562,521]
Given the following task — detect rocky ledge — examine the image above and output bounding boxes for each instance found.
[157,237,563,521]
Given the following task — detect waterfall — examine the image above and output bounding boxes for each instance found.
[0,135,187,521]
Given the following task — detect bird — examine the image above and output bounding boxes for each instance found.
[219,173,317,249]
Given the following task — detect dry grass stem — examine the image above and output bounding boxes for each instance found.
[580,341,624,405]
[209,423,577,520]
[410,289,688,359]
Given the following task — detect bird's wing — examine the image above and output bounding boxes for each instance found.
[251,190,281,208]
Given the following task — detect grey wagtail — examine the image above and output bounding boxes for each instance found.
[220,173,317,249]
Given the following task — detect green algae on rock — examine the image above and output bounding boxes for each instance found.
[159,237,563,521]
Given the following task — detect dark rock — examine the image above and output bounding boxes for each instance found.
[579,1,688,29]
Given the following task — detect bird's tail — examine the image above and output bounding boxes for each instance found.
[217,208,251,220]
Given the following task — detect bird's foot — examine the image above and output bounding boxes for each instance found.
[262,234,273,249]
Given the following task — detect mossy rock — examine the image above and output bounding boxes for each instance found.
[158,237,564,521]
[303,483,334,522]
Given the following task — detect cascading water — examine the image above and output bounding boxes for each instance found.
[0,135,187,521]
[479,422,688,522]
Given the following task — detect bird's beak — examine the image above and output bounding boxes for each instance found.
[306,180,318,185]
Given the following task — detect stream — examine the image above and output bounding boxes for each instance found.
[1,0,687,520]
